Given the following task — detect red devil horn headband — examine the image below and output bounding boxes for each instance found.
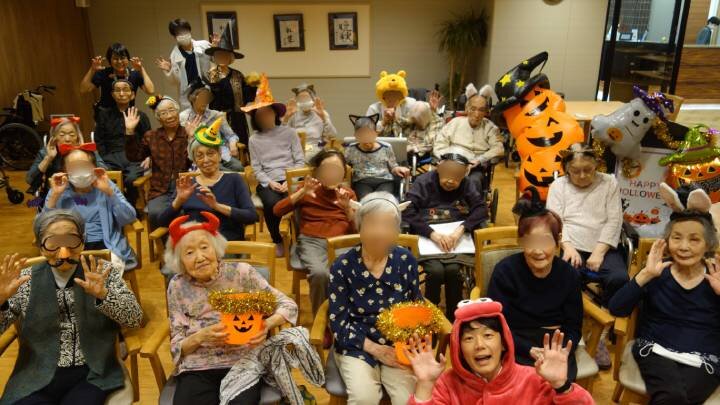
[168,211,220,247]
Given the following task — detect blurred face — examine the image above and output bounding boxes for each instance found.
[566,156,597,189]
[191,90,211,112]
[55,123,79,145]
[519,223,557,275]
[466,96,489,128]
[64,150,95,173]
[360,209,399,254]
[157,101,180,129]
[110,53,129,72]
[194,145,221,176]
[355,126,378,150]
[213,50,234,67]
[314,155,345,188]
[460,322,504,380]
[667,220,708,268]
[180,231,220,281]
[40,220,84,272]
[256,107,277,131]
[111,81,134,106]
[383,90,404,108]
[296,90,314,113]
[437,160,468,191]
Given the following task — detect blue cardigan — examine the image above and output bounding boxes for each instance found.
[44,181,138,270]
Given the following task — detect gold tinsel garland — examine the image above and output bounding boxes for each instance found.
[376,301,445,343]
[653,119,681,150]
[208,289,277,315]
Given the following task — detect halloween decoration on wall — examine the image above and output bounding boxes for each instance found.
[659,124,720,202]
[208,289,277,345]
[491,52,584,200]
[376,301,444,365]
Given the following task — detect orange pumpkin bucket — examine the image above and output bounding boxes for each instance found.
[376,302,444,365]
[208,290,277,346]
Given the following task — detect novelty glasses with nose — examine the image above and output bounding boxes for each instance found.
[41,234,83,252]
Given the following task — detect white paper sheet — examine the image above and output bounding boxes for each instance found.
[418,221,475,256]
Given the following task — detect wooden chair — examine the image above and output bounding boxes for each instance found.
[468,226,614,393]
[139,241,283,404]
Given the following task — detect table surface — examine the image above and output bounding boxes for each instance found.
[565,101,624,121]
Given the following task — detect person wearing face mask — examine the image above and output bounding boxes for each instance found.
[44,146,138,271]
[402,153,488,321]
[206,23,260,147]
[273,149,356,314]
[80,42,155,112]
[282,83,337,161]
[366,70,417,137]
[155,18,218,111]
[487,187,583,382]
[0,209,142,405]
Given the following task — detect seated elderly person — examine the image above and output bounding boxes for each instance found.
[127,95,195,229]
[609,184,720,404]
[487,187,583,382]
[366,70,416,137]
[329,192,421,405]
[0,209,142,405]
[403,153,488,321]
[434,84,504,192]
[273,149,356,315]
[179,80,244,172]
[165,212,298,405]
[405,100,443,166]
[282,83,338,160]
[45,144,138,271]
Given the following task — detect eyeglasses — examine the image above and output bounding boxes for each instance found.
[567,167,596,177]
[157,108,178,118]
[519,235,556,249]
[194,149,219,161]
[41,234,83,252]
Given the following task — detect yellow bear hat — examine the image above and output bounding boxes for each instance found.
[375,70,409,103]
[194,116,224,147]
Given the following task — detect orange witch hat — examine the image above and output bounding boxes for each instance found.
[241,73,287,117]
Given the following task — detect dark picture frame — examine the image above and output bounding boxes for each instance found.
[206,11,239,49]
[328,12,358,50]
[273,14,305,52]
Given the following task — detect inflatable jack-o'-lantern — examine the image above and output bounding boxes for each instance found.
[208,290,277,345]
[491,52,584,200]
[660,124,720,203]
[376,301,444,365]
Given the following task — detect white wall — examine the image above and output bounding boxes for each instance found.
[646,0,675,43]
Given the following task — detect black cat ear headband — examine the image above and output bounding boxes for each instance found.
[349,114,380,127]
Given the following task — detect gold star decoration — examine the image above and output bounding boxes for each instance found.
[522,60,529,65]
[515,80,525,88]
[498,74,512,87]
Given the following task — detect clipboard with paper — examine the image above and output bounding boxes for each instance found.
[418,221,475,256]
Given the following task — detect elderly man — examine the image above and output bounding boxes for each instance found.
[434,84,504,192]
[0,209,142,405]
[402,153,488,321]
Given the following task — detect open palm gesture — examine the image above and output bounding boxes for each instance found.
[643,239,673,279]
[705,254,720,295]
[75,255,112,300]
[0,254,29,304]
[405,334,446,383]
[533,330,573,389]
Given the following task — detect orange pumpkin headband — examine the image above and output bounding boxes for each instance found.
[168,211,220,247]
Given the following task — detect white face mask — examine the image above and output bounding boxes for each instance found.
[176,34,192,46]
[68,169,96,189]
[298,101,314,112]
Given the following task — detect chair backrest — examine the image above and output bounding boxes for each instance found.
[665,94,684,122]
[224,241,277,286]
[326,234,420,264]
[285,165,353,196]
[106,170,124,194]
[625,237,656,339]
[24,249,112,266]
[294,130,307,152]
[343,137,409,164]
[473,226,522,296]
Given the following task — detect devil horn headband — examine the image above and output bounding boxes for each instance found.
[168,211,220,246]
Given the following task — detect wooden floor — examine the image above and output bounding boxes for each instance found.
[0,107,717,404]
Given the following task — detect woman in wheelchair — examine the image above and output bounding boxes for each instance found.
[487,188,583,382]
[0,210,142,405]
[44,146,138,271]
[405,298,593,404]
[609,184,720,405]
[165,212,297,405]
[405,101,443,169]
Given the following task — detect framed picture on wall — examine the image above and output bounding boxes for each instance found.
[273,14,305,52]
[328,12,358,50]
[206,11,239,49]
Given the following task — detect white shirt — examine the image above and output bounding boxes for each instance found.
[433,116,503,162]
[165,40,214,110]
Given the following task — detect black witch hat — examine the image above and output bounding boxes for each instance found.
[205,21,244,59]
[491,52,551,127]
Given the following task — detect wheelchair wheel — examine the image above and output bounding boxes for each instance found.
[7,188,24,204]
[0,123,43,170]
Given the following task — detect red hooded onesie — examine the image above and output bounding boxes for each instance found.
[408,298,594,405]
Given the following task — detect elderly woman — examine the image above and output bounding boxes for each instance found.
[282,83,337,160]
[165,212,298,405]
[127,95,197,229]
[0,209,142,404]
[609,184,720,404]
[405,101,443,159]
[244,77,305,256]
[273,149,356,314]
[487,187,583,382]
[45,145,138,271]
[179,82,244,172]
[157,127,257,242]
[329,191,420,405]
[26,116,107,200]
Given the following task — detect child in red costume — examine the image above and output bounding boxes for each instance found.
[405,298,594,404]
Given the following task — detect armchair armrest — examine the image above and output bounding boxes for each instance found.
[0,325,17,355]
[132,174,150,188]
[149,227,168,241]
[310,300,330,348]
[582,294,615,327]
[139,322,170,359]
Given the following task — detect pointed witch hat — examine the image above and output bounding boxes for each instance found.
[240,73,286,117]
[205,20,243,59]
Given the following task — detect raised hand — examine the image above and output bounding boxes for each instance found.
[90,55,105,71]
[130,56,143,71]
[184,115,203,136]
[313,97,326,121]
[302,176,321,198]
[75,255,112,300]
[46,137,58,160]
[704,254,720,295]
[285,98,298,118]
[334,188,352,210]
[533,330,573,390]
[123,107,140,133]
[93,167,114,196]
[175,174,197,204]
[637,239,672,286]
[196,186,218,210]
[383,108,395,124]
[210,32,220,46]
[428,90,444,112]
[0,254,29,304]
[154,57,171,73]
[405,334,445,382]
[50,172,69,195]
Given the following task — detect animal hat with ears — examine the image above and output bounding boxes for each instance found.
[348,197,411,213]
[658,182,713,221]
[465,83,497,106]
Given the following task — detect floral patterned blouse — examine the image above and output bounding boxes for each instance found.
[328,245,422,366]
[168,261,298,374]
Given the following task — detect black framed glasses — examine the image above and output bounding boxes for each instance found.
[41,234,83,252]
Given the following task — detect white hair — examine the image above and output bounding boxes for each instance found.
[355,191,403,231]
[408,101,432,128]
[163,225,228,275]
[154,98,180,119]
[51,119,85,143]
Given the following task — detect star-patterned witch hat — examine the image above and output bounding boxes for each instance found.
[492,52,551,115]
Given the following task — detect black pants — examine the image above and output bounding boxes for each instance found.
[514,328,578,382]
[633,345,719,405]
[422,260,463,322]
[256,183,287,243]
[101,150,143,209]
[577,248,628,306]
[173,368,261,405]
[467,165,488,194]
[352,177,394,201]
[14,365,109,405]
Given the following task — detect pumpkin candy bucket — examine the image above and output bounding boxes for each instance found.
[660,125,720,203]
[208,290,277,345]
[376,301,444,365]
